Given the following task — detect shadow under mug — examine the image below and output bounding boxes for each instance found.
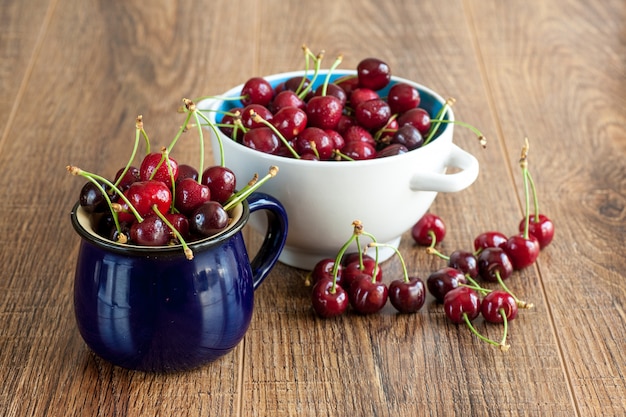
[70,192,288,372]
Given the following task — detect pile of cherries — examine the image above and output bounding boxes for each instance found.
[413,140,554,350]
[310,140,554,351]
[217,47,484,161]
[68,99,277,259]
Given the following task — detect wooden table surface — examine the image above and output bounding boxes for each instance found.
[1,0,625,416]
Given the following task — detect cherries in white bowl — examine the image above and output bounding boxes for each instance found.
[198,57,482,270]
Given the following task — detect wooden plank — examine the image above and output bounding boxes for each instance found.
[464,0,626,415]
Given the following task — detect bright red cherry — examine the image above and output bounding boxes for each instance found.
[473,231,508,253]
[397,107,431,135]
[130,215,170,246]
[139,152,179,189]
[443,287,481,324]
[348,274,388,315]
[357,57,391,90]
[124,180,172,218]
[355,98,391,131]
[388,276,426,314]
[201,166,236,204]
[426,267,467,303]
[174,177,211,216]
[504,233,540,270]
[306,95,343,130]
[387,83,420,114]
[519,214,554,249]
[241,77,274,107]
[311,258,343,287]
[411,213,446,246]
[481,290,518,324]
[311,278,349,318]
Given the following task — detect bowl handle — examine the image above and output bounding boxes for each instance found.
[409,144,479,192]
[246,192,289,290]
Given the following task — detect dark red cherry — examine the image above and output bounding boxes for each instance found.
[391,124,424,151]
[357,57,391,90]
[176,164,199,183]
[314,83,348,106]
[342,254,383,289]
[387,83,420,114]
[283,76,311,94]
[164,212,190,241]
[219,108,244,141]
[306,95,343,130]
[139,152,179,189]
[349,88,379,109]
[473,231,508,253]
[190,201,229,237]
[348,274,388,314]
[242,126,281,155]
[79,181,108,213]
[397,107,431,135]
[295,127,334,160]
[376,143,408,158]
[311,278,349,318]
[411,213,446,246]
[519,214,554,249]
[355,99,391,131]
[443,286,481,324]
[388,276,426,313]
[270,106,308,140]
[341,141,377,160]
[504,233,540,270]
[311,258,343,286]
[174,177,211,216]
[448,250,479,278]
[130,216,170,246]
[241,77,273,107]
[342,125,375,146]
[201,166,236,204]
[335,76,360,98]
[269,89,306,112]
[426,267,467,303]
[481,290,518,324]
[114,166,140,192]
[240,104,273,129]
[477,247,514,282]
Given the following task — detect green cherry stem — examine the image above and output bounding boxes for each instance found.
[166,102,194,154]
[183,98,207,176]
[424,119,487,148]
[369,242,408,283]
[499,308,511,350]
[250,111,301,159]
[222,166,279,212]
[520,139,531,239]
[359,230,380,283]
[462,313,509,351]
[195,105,228,167]
[151,205,193,260]
[423,98,455,145]
[82,175,123,240]
[320,54,344,96]
[495,270,533,309]
[114,115,144,188]
[330,232,359,293]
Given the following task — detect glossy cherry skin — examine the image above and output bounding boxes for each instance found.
[477,247,514,282]
[269,89,306,112]
[174,177,211,216]
[271,106,308,140]
[411,213,446,246]
[306,95,343,130]
[139,152,179,189]
[176,164,199,182]
[389,276,426,314]
[190,201,229,237]
[124,180,172,218]
[355,98,391,131]
[519,214,554,249]
[504,234,540,270]
[357,57,391,90]
[473,231,508,253]
[241,77,273,107]
[311,258,343,287]
[295,127,334,160]
[376,143,408,158]
[114,166,141,192]
[201,166,236,204]
[341,141,377,160]
[448,250,479,278]
[443,287,481,324]
[392,124,423,151]
[348,274,388,315]
[242,126,281,155]
[342,256,383,289]
[387,83,420,114]
[311,278,349,318]
[481,290,518,323]
[240,104,273,129]
[426,267,467,303]
[130,215,170,246]
[79,181,108,213]
[397,107,431,135]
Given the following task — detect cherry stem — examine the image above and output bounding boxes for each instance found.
[332,149,355,161]
[151,205,193,260]
[499,308,510,350]
[222,166,279,212]
[495,270,533,309]
[297,48,324,99]
[183,98,207,176]
[359,230,380,283]
[374,114,398,142]
[330,231,359,293]
[67,166,144,223]
[463,276,490,295]
[462,313,504,350]
[368,242,409,283]
[427,230,438,250]
[424,119,487,148]
[250,110,301,159]
[166,105,193,154]
[520,138,531,239]
[526,170,540,223]
[83,175,123,240]
[114,115,144,189]
[423,98,455,145]
[195,106,227,167]
[425,245,449,261]
[320,54,343,96]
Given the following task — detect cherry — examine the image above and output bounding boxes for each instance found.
[335,114,356,134]
[342,126,375,146]
[306,95,343,130]
[241,77,274,107]
[114,166,140,192]
[201,165,236,204]
[130,215,170,246]
[139,152,179,189]
[411,213,446,246]
[79,181,108,213]
[242,126,282,155]
[311,278,349,318]
[174,177,211,216]
[349,88,379,109]
[448,250,479,278]
[477,247,513,282]
[269,89,306,112]
[283,75,311,94]
[348,273,388,314]
[376,143,408,158]
[341,141,377,160]
[335,76,360,97]
[387,83,420,114]
[270,106,308,140]
[176,164,199,182]
[295,127,335,160]
[473,231,508,253]
[481,290,518,324]
[311,258,344,287]
[389,277,425,314]
[519,214,554,249]
[164,213,190,241]
[397,107,431,135]
[355,99,391,131]
[443,286,481,324]
[219,108,244,141]
[391,124,424,151]
[325,129,345,152]
[357,57,391,90]
[314,83,348,106]
[190,201,229,237]
[426,267,467,303]
[124,180,172,218]
[342,255,383,289]
[504,233,540,270]
[240,104,273,129]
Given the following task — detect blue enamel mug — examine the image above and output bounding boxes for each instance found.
[70,192,287,372]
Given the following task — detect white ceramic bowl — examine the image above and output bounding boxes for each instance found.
[198,70,479,270]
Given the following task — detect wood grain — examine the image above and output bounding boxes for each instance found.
[0,0,624,416]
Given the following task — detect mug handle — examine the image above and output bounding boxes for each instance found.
[409,144,480,192]
[246,192,289,290]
